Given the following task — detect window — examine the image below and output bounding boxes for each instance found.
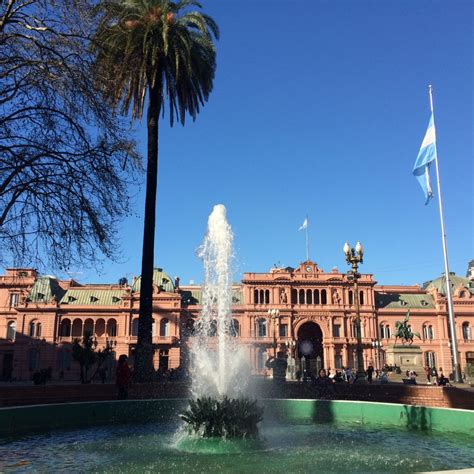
[306,290,312,305]
[299,289,305,304]
[230,319,240,337]
[462,323,471,341]
[259,290,264,304]
[321,289,327,305]
[291,289,297,304]
[423,324,434,340]
[131,318,139,336]
[257,349,267,371]
[28,349,40,371]
[36,322,42,337]
[28,321,35,337]
[265,290,270,304]
[279,323,288,337]
[10,293,19,307]
[7,321,16,341]
[254,289,258,304]
[333,324,341,338]
[424,351,436,368]
[313,289,320,304]
[359,291,364,305]
[107,319,117,337]
[160,318,170,337]
[60,319,71,337]
[380,324,391,339]
[257,318,267,337]
[352,321,362,338]
[57,348,71,370]
[348,290,353,305]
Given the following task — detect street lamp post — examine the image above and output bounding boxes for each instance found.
[268,309,280,357]
[344,241,367,383]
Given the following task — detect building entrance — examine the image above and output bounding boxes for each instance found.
[297,322,324,376]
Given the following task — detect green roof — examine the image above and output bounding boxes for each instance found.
[181,287,243,306]
[375,293,434,309]
[28,276,65,303]
[131,268,175,293]
[59,288,124,306]
[424,273,474,296]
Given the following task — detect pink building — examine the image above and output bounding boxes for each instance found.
[1,261,473,381]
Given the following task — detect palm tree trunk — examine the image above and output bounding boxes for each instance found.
[134,81,160,382]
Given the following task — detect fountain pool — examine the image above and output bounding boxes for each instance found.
[1,399,473,473]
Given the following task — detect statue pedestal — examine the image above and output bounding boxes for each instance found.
[385,345,424,374]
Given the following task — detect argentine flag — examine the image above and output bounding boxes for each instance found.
[413,113,437,204]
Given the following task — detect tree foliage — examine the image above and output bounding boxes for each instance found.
[0,0,140,271]
[91,0,219,381]
[71,334,112,383]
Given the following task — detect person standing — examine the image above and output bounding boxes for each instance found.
[367,365,374,384]
[116,355,132,400]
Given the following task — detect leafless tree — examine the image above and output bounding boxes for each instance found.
[0,0,140,271]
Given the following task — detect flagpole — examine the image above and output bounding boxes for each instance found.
[305,215,309,261]
[429,84,462,383]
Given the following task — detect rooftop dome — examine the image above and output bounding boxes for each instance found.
[424,272,472,296]
[131,268,175,293]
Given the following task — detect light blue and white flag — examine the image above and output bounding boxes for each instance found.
[413,113,436,204]
[298,217,308,231]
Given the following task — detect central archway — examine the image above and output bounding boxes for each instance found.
[297,322,324,376]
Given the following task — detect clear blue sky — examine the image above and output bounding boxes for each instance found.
[46,1,474,286]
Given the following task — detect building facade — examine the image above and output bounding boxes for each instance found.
[1,261,473,382]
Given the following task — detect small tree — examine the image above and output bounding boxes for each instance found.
[72,335,112,383]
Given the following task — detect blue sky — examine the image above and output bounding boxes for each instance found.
[50,1,474,286]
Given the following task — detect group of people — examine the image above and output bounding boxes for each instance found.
[424,366,451,386]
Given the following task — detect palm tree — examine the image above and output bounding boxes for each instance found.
[92,0,219,381]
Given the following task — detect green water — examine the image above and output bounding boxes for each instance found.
[1,419,473,473]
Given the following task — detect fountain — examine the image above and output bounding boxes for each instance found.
[0,205,473,471]
[180,204,263,438]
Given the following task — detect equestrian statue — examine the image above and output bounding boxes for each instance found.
[393,311,421,345]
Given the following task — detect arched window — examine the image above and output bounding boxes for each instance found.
[83,319,94,338]
[259,290,264,305]
[60,319,71,337]
[321,289,327,305]
[107,319,117,337]
[160,318,170,337]
[306,289,312,305]
[57,348,71,370]
[462,322,471,341]
[359,291,364,305]
[424,351,436,368]
[348,290,353,305]
[313,289,320,304]
[254,289,258,304]
[265,290,270,304]
[95,319,105,337]
[72,319,82,337]
[230,319,240,337]
[423,324,434,340]
[28,321,35,337]
[291,289,297,304]
[379,323,391,339]
[257,318,267,337]
[28,348,40,371]
[36,322,42,337]
[299,289,305,304]
[131,318,139,336]
[7,321,16,341]
[208,320,217,337]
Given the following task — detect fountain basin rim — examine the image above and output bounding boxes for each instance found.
[1,398,473,438]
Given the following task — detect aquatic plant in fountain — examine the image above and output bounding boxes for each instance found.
[180,397,263,438]
[180,204,262,438]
